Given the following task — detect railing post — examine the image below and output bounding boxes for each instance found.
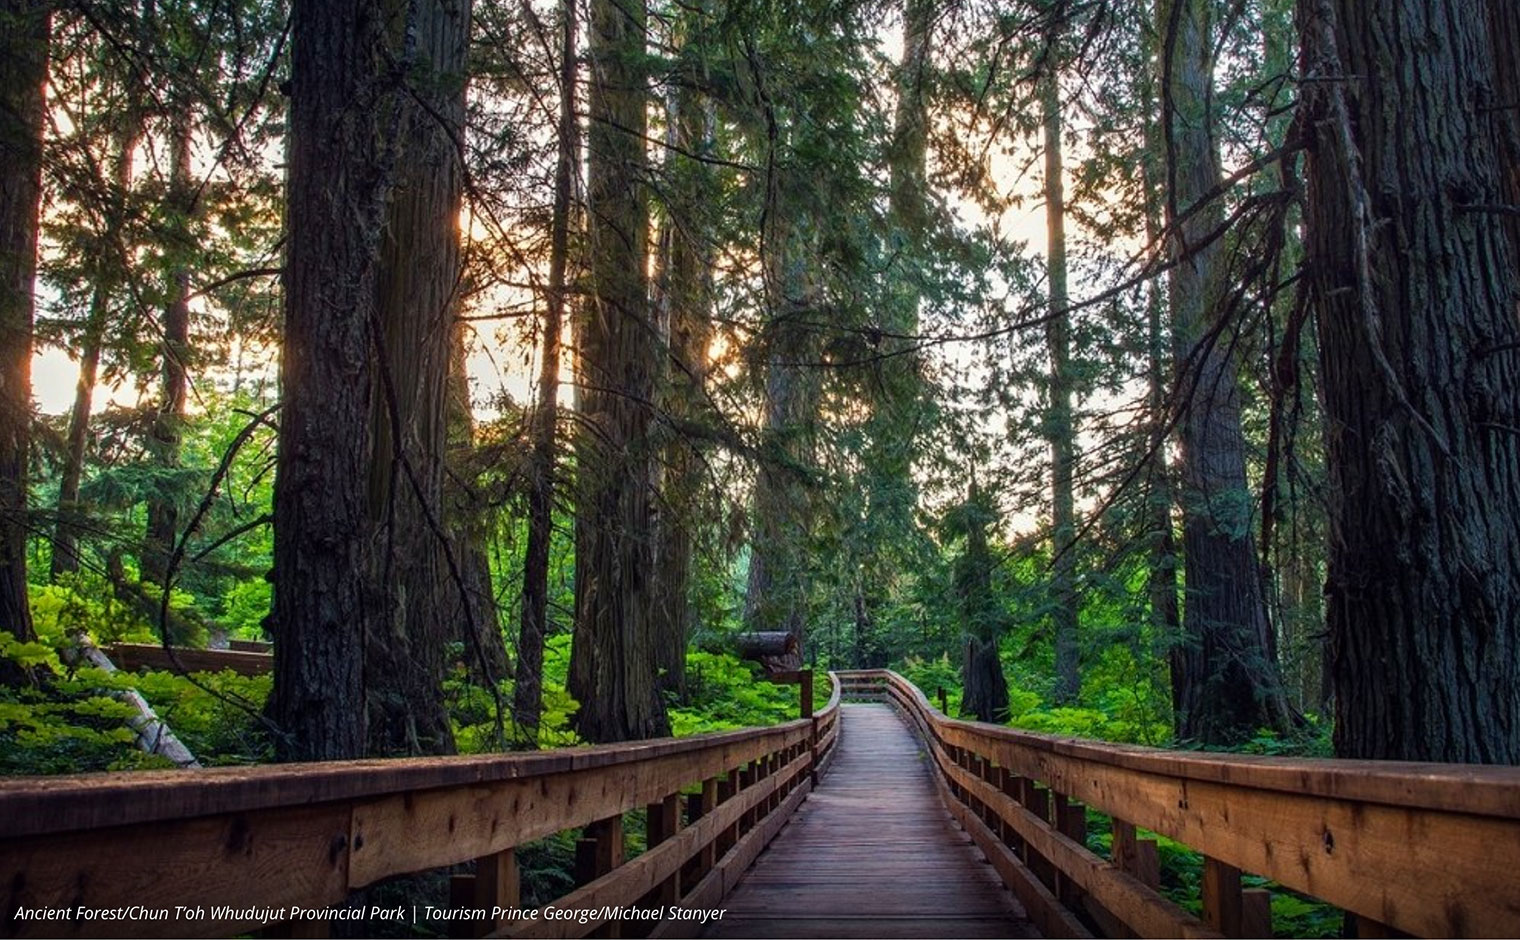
[996,766,1023,852]
[1111,819,1160,890]
[739,762,757,833]
[981,760,1001,831]
[1020,779,1056,890]
[646,794,682,905]
[1203,856,1269,938]
[576,814,624,938]
[967,754,985,822]
[1052,793,1088,909]
[469,847,520,937]
[719,767,741,854]
[690,775,720,878]
[1203,856,1241,936]
[809,714,820,787]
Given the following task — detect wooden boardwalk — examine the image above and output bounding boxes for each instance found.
[702,703,1037,939]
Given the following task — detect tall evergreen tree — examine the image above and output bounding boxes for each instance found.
[742,218,822,654]
[650,28,716,701]
[1160,0,1294,744]
[269,0,396,761]
[0,0,48,674]
[142,114,194,588]
[568,0,669,742]
[361,0,474,757]
[515,0,579,745]
[52,119,139,581]
[1300,0,1520,763]
[1039,16,1080,705]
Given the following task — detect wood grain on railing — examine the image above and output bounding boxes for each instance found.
[836,669,1520,939]
[0,673,841,940]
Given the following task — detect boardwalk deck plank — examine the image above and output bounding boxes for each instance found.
[701,704,1038,939]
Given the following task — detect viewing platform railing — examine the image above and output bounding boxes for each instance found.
[834,669,1520,939]
[0,673,841,939]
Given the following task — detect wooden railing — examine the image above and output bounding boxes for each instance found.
[836,669,1520,939]
[0,673,842,940]
[105,642,272,677]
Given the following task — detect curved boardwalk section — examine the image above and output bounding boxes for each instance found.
[703,703,1036,939]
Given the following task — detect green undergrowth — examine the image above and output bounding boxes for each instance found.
[3,593,838,776]
[669,649,827,736]
[450,637,826,753]
[1,580,273,775]
[897,652,1170,745]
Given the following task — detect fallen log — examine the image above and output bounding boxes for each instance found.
[734,631,797,659]
[66,635,201,769]
[735,631,802,675]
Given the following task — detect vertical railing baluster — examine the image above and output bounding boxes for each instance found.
[1203,856,1271,937]
[646,795,682,906]
[577,815,624,938]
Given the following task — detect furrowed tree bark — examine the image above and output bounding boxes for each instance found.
[568,0,669,742]
[362,0,472,757]
[143,115,193,589]
[650,67,712,703]
[1161,0,1294,744]
[0,0,48,679]
[1485,0,1520,252]
[1040,31,1080,706]
[1300,0,1520,763]
[515,0,577,746]
[269,0,393,761]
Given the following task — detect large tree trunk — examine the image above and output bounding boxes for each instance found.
[143,116,193,589]
[1040,39,1080,706]
[852,0,933,635]
[0,0,48,676]
[361,0,471,758]
[568,0,668,742]
[1138,41,1183,720]
[447,331,509,690]
[742,229,821,655]
[1300,0,1520,763]
[515,0,578,746]
[268,0,394,761]
[650,76,713,702]
[1161,0,1294,745]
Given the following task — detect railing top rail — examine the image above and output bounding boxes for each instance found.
[835,668,1520,819]
[0,674,842,841]
[821,670,843,715]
